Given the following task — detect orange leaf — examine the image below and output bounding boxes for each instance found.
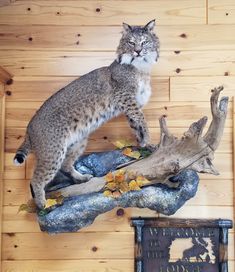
[112,191,122,198]
[114,169,126,183]
[105,172,114,182]
[123,148,141,159]
[119,181,130,193]
[122,147,132,156]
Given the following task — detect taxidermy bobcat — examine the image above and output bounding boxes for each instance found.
[14,19,160,209]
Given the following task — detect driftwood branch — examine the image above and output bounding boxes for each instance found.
[56,86,228,198]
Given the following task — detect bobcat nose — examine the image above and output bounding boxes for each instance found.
[135,49,142,56]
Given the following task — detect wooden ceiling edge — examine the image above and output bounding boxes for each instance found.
[0,66,13,86]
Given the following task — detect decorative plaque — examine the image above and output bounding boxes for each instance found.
[131,218,233,272]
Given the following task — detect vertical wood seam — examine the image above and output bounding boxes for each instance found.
[0,84,6,269]
[233,97,235,265]
[206,0,209,24]
[169,76,171,102]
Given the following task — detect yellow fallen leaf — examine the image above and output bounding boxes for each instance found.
[18,199,37,213]
[112,139,134,149]
[18,204,29,213]
[130,151,141,159]
[129,180,141,191]
[106,182,117,191]
[136,175,150,187]
[103,190,113,197]
[105,172,114,182]
[45,198,57,209]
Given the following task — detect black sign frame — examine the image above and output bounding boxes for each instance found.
[131,218,233,272]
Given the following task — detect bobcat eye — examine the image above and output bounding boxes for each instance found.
[141,40,148,46]
[128,41,135,46]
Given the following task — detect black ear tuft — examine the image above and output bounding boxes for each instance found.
[144,19,156,32]
[122,22,132,32]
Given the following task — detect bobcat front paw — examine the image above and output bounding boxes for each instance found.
[34,195,46,210]
[72,170,93,183]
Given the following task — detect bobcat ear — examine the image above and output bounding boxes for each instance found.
[144,19,156,32]
[122,22,132,33]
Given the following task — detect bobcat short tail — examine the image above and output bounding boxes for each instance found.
[14,134,31,165]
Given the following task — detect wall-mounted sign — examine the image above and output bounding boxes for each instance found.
[131,218,233,272]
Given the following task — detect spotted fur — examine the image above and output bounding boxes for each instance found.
[14,20,160,209]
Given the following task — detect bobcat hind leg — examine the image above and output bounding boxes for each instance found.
[31,156,64,209]
[61,138,92,182]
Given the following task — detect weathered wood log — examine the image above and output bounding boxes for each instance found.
[56,86,228,198]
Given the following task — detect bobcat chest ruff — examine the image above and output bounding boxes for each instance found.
[136,78,151,107]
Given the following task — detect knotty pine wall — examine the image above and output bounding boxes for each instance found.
[0,0,234,271]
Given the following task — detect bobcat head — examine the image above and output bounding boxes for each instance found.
[116,19,160,72]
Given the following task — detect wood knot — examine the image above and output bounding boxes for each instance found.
[7,233,15,237]
[92,246,98,252]
[6,78,13,85]
[76,41,79,45]
[180,33,187,38]
[116,208,125,216]
[77,33,81,37]
[174,50,181,54]
[14,245,18,248]
[175,68,181,73]
[96,7,101,12]
[226,12,229,16]
[28,37,33,41]
[5,90,12,96]
[56,11,60,15]
[103,136,108,140]
[27,7,31,11]
[7,190,12,193]
[164,106,168,110]
[224,72,229,76]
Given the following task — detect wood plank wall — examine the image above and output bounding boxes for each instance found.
[0,0,234,271]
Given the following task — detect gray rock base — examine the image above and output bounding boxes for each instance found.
[37,149,199,234]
